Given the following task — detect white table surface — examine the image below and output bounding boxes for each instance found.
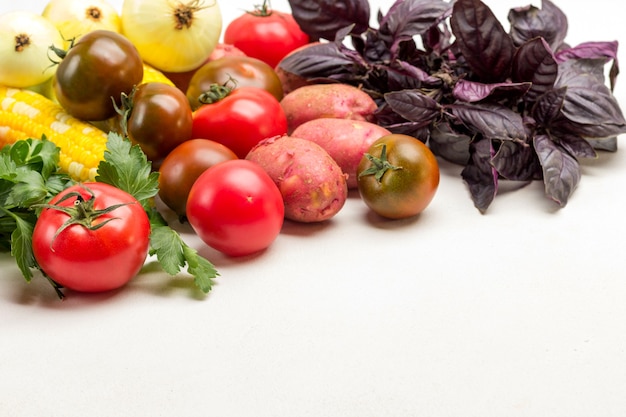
[2,0,625,416]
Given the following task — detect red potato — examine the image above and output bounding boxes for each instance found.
[292,118,391,189]
[246,135,348,223]
[279,83,378,133]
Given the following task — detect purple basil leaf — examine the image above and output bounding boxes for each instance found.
[492,140,540,181]
[390,60,442,86]
[429,122,471,165]
[452,79,531,102]
[587,137,618,152]
[532,87,567,126]
[450,0,515,82]
[374,103,431,137]
[461,138,498,213]
[449,102,527,141]
[384,89,442,124]
[555,59,626,129]
[511,37,558,102]
[556,41,620,90]
[556,40,618,62]
[423,21,454,54]
[288,0,371,41]
[533,134,580,207]
[551,116,626,141]
[508,0,568,51]
[278,42,365,81]
[362,29,393,62]
[556,133,597,159]
[378,0,452,56]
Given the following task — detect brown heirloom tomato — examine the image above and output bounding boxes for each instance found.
[357,134,440,219]
[186,55,284,110]
[121,82,193,166]
[158,139,238,218]
[53,30,143,121]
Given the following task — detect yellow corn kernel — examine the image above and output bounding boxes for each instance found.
[0,85,108,182]
[141,63,175,87]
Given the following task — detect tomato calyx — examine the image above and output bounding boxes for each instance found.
[47,35,77,64]
[358,144,402,183]
[36,185,132,250]
[197,78,238,104]
[114,87,137,137]
[248,0,273,17]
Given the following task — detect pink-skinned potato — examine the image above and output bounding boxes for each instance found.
[292,118,391,189]
[246,135,348,223]
[280,83,378,134]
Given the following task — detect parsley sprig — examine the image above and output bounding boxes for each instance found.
[0,133,218,298]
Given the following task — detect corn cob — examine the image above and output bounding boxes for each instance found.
[0,85,107,182]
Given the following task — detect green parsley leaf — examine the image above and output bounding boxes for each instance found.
[5,210,36,281]
[96,132,159,205]
[1,138,72,289]
[184,245,218,293]
[149,221,218,292]
[1,137,61,180]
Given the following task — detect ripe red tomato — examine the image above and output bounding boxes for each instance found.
[158,138,238,217]
[32,183,151,293]
[186,159,284,257]
[357,134,440,219]
[191,86,288,159]
[224,1,309,69]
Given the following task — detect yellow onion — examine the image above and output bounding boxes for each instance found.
[121,0,222,72]
[0,11,64,88]
[42,0,122,47]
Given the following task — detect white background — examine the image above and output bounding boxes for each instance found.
[1,0,626,416]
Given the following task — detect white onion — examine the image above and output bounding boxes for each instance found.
[42,0,122,47]
[121,0,223,73]
[0,11,64,88]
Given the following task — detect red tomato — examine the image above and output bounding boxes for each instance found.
[224,1,309,69]
[191,86,288,159]
[32,183,151,293]
[186,159,284,257]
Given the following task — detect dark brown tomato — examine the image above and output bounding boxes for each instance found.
[186,55,284,110]
[357,134,440,219]
[161,43,246,93]
[53,30,143,121]
[158,138,238,218]
[125,82,193,167]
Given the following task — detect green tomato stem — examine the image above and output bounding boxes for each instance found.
[358,144,402,183]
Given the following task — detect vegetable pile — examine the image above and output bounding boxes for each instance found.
[280,0,626,211]
[0,0,624,299]
[0,134,217,298]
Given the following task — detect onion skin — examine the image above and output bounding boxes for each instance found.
[121,0,223,73]
[0,11,64,88]
[42,0,122,47]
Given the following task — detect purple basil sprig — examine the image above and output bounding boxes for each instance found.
[282,0,626,212]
